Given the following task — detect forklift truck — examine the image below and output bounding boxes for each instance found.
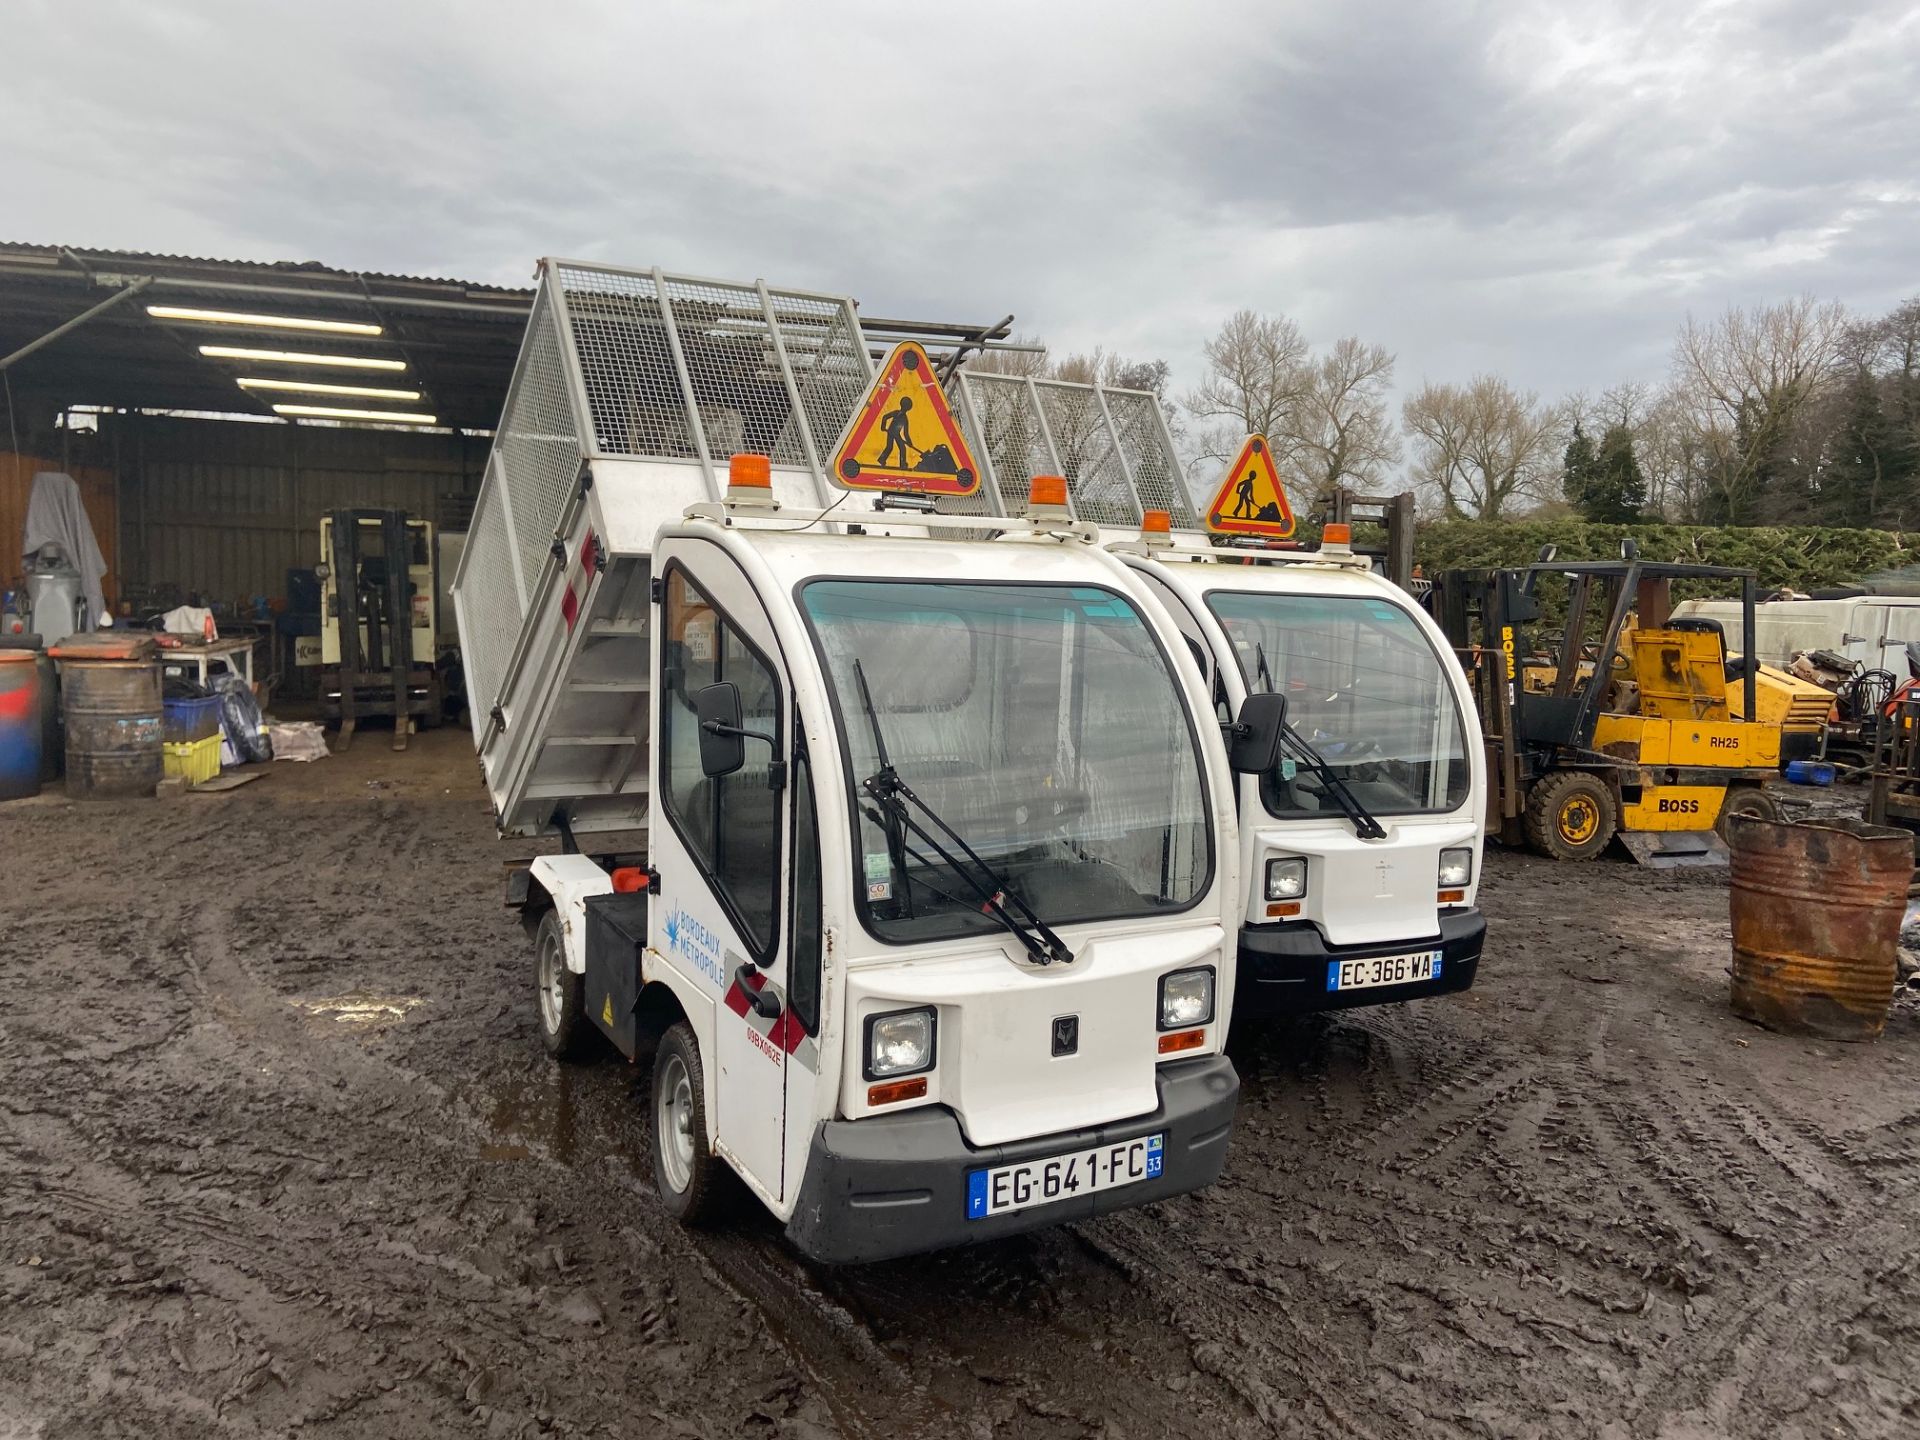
[1432,552,1786,866]
[318,509,443,751]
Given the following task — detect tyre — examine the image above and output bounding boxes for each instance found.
[1524,771,1618,861]
[1716,786,1782,840]
[651,1022,723,1225]
[534,910,594,1061]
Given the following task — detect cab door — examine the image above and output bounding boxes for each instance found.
[654,543,794,1202]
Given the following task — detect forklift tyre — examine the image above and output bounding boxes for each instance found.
[651,1022,723,1225]
[1716,786,1782,840]
[1525,772,1617,861]
[535,910,595,1061]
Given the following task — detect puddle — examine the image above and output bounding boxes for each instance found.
[295,994,422,1026]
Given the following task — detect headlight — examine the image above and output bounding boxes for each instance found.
[1158,967,1215,1030]
[1265,857,1308,900]
[1438,847,1474,888]
[864,1007,936,1079]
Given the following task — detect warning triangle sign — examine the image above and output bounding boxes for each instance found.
[830,342,980,497]
[1204,435,1295,538]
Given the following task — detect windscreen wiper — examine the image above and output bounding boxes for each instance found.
[1254,642,1388,841]
[851,659,1075,966]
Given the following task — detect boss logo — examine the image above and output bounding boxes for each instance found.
[1657,797,1701,814]
[1051,1015,1079,1057]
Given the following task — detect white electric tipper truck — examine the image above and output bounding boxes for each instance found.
[452,260,1276,1263]
[932,369,1488,1021]
[1109,514,1487,1018]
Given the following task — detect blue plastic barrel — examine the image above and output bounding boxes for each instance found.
[1784,759,1836,786]
[0,652,44,799]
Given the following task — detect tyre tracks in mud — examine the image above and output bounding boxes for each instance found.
[6,762,1920,1438]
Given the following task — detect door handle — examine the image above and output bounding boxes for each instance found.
[734,964,781,1019]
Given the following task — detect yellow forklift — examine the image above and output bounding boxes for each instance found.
[1432,551,1797,866]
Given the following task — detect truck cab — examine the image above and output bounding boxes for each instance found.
[1112,525,1487,1017]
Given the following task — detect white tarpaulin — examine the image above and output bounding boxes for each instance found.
[22,471,108,624]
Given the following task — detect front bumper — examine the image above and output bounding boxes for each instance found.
[1236,909,1486,1018]
[784,1055,1238,1265]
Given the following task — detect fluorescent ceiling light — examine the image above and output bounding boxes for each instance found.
[201,345,405,371]
[273,403,437,425]
[238,377,421,401]
[150,304,381,336]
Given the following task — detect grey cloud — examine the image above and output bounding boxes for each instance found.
[3,0,1917,450]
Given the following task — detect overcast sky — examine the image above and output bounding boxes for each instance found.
[7,0,1917,416]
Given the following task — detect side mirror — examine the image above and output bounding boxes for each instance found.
[694,682,746,777]
[1229,691,1287,774]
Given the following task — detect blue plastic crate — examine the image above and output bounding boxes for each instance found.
[163,694,222,745]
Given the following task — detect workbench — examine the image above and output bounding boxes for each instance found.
[158,636,257,692]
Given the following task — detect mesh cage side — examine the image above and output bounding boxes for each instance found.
[554,266,693,459]
[497,283,584,613]
[657,276,807,465]
[460,465,523,718]
[780,296,871,463]
[1105,389,1198,528]
[955,374,1057,513]
[1033,380,1140,527]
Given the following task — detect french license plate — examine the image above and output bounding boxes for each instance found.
[1327,950,1442,992]
[966,1133,1164,1220]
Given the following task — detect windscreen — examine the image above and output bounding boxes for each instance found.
[1208,590,1470,819]
[802,580,1212,945]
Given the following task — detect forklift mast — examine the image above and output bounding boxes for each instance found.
[1327,489,1418,592]
[326,508,416,753]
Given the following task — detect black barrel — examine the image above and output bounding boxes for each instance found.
[62,659,163,799]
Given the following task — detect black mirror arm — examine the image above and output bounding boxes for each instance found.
[700,721,787,790]
[701,719,775,747]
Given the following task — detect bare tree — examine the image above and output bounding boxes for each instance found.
[1669,297,1849,523]
[1182,310,1312,470]
[1286,337,1401,507]
[1630,386,1714,521]
[1401,376,1562,519]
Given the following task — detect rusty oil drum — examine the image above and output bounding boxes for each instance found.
[61,659,163,800]
[1726,815,1913,1041]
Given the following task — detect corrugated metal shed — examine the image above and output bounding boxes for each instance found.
[104,414,484,605]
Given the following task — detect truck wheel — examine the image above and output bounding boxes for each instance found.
[651,1022,722,1224]
[534,910,593,1061]
[1524,772,1617,861]
[1716,786,1782,840]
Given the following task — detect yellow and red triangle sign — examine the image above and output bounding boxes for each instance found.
[830,342,980,496]
[1204,434,1294,538]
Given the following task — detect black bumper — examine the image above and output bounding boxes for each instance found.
[1236,909,1486,1018]
[783,1055,1238,1265]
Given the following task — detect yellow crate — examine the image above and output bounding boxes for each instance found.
[163,734,222,787]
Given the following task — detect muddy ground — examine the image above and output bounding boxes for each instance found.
[3,731,1918,1439]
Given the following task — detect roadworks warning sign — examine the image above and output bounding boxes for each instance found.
[1204,434,1295,538]
[830,342,980,496]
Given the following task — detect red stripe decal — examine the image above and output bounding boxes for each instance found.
[560,584,580,632]
[774,1010,809,1054]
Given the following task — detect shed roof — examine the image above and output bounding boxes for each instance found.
[0,242,534,431]
[0,243,1024,437]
